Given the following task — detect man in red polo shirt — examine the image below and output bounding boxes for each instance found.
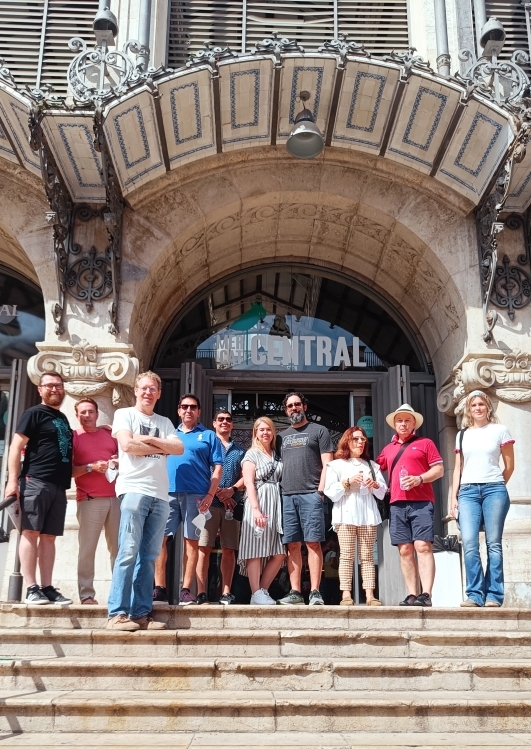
[376,404,444,607]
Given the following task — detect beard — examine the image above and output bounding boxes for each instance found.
[288,411,305,425]
[42,391,64,408]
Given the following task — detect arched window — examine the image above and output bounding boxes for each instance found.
[0,267,45,366]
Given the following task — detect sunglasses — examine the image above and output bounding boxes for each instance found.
[216,417,232,422]
[180,404,198,410]
[286,402,303,409]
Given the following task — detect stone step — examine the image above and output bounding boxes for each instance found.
[0,628,530,659]
[1,657,530,692]
[1,603,530,631]
[0,732,531,748]
[1,690,531,733]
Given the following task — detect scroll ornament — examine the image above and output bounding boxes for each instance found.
[437,350,531,419]
[27,340,139,407]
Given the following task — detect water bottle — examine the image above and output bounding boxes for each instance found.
[359,481,369,497]
[254,515,268,536]
[225,508,234,521]
[399,466,408,490]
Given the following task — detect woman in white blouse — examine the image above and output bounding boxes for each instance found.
[324,426,387,606]
[451,390,515,608]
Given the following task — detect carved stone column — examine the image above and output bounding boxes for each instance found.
[27,339,139,426]
[438,350,531,606]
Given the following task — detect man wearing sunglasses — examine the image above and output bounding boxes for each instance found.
[196,410,245,605]
[154,394,223,605]
[5,371,73,605]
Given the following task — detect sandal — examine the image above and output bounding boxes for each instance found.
[81,597,99,605]
[340,596,354,606]
[366,598,382,606]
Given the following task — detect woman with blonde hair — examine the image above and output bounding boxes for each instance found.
[451,390,515,607]
[324,426,387,605]
[238,417,285,605]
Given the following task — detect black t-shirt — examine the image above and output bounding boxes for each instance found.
[280,422,334,495]
[16,405,73,488]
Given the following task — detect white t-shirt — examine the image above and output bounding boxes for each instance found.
[112,407,176,500]
[456,423,514,484]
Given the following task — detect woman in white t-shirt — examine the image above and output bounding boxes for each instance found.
[451,390,515,608]
[324,426,387,606]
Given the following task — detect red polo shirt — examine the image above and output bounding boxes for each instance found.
[376,433,443,503]
[73,428,118,501]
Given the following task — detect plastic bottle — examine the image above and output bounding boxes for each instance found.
[225,508,234,521]
[399,466,408,490]
[359,479,369,497]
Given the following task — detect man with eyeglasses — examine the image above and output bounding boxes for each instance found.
[5,372,73,605]
[278,392,334,606]
[153,394,223,605]
[107,371,184,630]
[196,409,245,605]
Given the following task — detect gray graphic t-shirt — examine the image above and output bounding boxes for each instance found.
[280,422,334,495]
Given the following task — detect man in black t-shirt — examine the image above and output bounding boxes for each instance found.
[278,392,334,607]
[5,371,73,605]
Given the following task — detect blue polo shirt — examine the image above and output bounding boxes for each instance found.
[167,423,224,494]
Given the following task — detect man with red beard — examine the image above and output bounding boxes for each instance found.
[5,371,73,605]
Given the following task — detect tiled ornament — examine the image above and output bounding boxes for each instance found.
[158,67,216,168]
[387,75,462,173]
[104,88,166,196]
[0,114,19,165]
[0,86,40,175]
[506,147,531,213]
[332,61,400,152]
[42,114,105,203]
[277,56,337,142]
[219,57,274,152]
[437,100,514,202]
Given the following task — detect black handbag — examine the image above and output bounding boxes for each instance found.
[367,460,387,521]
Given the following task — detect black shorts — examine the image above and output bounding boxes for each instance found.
[389,500,434,546]
[19,476,67,536]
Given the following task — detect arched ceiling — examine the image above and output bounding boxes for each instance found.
[0,44,527,212]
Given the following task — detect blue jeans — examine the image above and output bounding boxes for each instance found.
[108,493,170,619]
[458,482,510,606]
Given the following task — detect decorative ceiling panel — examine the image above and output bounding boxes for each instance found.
[332,60,400,152]
[0,115,19,165]
[0,86,40,175]
[158,67,216,168]
[103,88,166,196]
[386,75,462,173]
[436,100,513,202]
[277,55,337,142]
[506,150,531,213]
[42,114,105,203]
[219,57,274,152]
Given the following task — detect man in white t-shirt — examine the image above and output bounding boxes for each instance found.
[107,371,183,631]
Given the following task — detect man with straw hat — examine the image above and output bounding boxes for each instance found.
[376,404,444,607]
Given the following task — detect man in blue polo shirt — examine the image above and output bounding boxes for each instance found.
[153,393,223,605]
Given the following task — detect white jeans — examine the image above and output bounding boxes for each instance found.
[76,496,121,601]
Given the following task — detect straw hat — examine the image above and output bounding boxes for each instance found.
[386,403,423,430]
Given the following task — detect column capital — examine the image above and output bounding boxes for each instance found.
[27,339,139,408]
[437,349,531,417]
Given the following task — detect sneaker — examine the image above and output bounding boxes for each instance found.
[413,592,432,607]
[309,590,325,606]
[399,594,418,606]
[40,586,73,606]
[278,590,305,606]
[130,614,168,630]
[179,589,197,606]
[196,592,209,605]
[152,585,168,604]
[107,614,140,631]
[460,598,481,608]
[250,588,277,605]
[24,585,49,605]
[485,600,501,608]
[219,593,235,605]
[81,597,99,605]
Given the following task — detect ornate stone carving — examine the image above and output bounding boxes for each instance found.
[27,340,138,407]
[384,48,433,77]
[318,35,370,66]
[437,350,531,420]
[252,32,305,64]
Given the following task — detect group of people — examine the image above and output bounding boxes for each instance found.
[4,369,515,627]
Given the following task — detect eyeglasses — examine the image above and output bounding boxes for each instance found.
[286,402,303,409]
[216,417,232,422]
[40,384,64,391]
[180,404,198,410]
[351,436,367,442]
[137,387,158,394]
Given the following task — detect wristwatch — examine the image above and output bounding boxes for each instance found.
[86,464,93,473]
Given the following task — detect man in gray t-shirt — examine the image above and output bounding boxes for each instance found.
[279,392,334,607]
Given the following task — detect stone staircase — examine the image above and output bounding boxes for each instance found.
[0,604,531,748]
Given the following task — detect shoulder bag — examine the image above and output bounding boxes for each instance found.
[376,436,419,521]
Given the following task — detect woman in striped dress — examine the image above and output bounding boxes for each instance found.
[238,417,285,605]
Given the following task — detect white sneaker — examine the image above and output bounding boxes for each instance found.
[250,588,277,605]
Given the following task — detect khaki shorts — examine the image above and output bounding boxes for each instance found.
[199,505,240,550]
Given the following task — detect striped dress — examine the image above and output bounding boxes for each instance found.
[238,448,284,577]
